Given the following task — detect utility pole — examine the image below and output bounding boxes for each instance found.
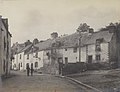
[79,31,82,62]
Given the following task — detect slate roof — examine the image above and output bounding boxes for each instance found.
[11,43,25,55]
[17,44,32,54]
[84,31,113,45]
[34,30,114,51]
[16,30,114,54]
[35,39,53,51]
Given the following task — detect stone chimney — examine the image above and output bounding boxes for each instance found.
[51,32,58,39]
[33,38,39,45]
[89,28,94,33]
[25,40,32,47]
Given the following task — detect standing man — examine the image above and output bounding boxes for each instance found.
[31,63,34,76]
[26,64,30,76]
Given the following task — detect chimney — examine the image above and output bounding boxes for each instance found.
[33,38,39,45]
[51,32,58,39]
[25,40,32,47]
[89,28,94,33]
[2,18,8,31]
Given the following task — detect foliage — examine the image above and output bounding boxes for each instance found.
[76,23,94,33]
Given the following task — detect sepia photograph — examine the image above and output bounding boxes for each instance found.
[0,0,120,92]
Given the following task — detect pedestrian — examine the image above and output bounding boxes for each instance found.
[26,64,30,76]
[31,63,34,76]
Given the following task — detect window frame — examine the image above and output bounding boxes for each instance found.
[27,54,29,59]
[35,62,38,68]
[73,47,77,53]
[96,54,101,61]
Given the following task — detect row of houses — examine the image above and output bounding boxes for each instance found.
[0,16,12,77]
[11,23,120,75]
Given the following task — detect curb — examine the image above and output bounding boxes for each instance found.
[57,75,102,92]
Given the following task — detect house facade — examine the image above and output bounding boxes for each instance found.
[11,39,44,71]
[0,16,12,77]
[11,23,120,75]
[41,26,120,74]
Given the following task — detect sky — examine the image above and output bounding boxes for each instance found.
[0,0,120,44]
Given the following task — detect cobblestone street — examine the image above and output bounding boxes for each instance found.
[1,71,85,92]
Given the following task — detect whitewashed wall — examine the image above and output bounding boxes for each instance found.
[24,54,32,70]
[62,48,78,63]
[87,43,109,63]
[17,52,24,70]
[32,51,44,70]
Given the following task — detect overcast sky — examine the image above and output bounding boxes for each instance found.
[0,0,120,44]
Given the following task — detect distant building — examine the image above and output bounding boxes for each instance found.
[11,40,32,70]
[0,16,12,77]
[11,39,43,71]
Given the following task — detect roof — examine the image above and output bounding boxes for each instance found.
[11,43,25,55]
[16,30,114,54]
[17,44,32,54]
[34,30,113,51]
[26,46,39,54]
[1,18,12,37]
[84,31,113,45]
[35,39,53,51]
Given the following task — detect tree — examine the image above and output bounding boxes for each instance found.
[76,23,93,33]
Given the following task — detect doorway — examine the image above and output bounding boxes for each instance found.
[88,55,92,63]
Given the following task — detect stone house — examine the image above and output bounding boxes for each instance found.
[0,16,12,77]
[41,24,120,74]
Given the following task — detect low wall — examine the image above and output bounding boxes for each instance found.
[62,62,87,75]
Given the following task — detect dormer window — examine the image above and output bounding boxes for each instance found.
[95,38,103,51]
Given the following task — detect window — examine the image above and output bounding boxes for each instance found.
[95,39,101,51]
[27,54,29,59]
[7,41,9,55]
[35,62,38,68]
[35,52,38,58]
[46,52,50,60]
[73,47,77,53]
[21,63,22,67]
[96,55,101,61]
[20,54,21,59]
[65,48,67,51]
[65,57,68,65]
[4,37,6,50]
